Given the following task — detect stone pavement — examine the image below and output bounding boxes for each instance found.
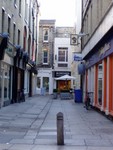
[0,95,113,150]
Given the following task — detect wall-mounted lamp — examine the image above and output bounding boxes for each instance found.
[76,32,89,38]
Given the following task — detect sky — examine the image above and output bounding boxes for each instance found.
[39,0,76,27]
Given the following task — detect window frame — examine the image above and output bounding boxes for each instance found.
[43,29,49,42]
[43,50,48,64]
[2,8,5,33]
[58,47,68,63]
[19,0,22,16]
[8,16,11,35]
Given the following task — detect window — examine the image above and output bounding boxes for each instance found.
[13,23,16,44]
[19,0,22,15]
[17,29,20,45]
[97,62,103,105]
[25,0,29,22]
[58,47,68,67]
[43,29,49,42]
[2,9,5,33]
[58,48,68,62]
[14,0,17,8]
[28,35,31,55]
[43,51,48,64]
[8,16,11,35]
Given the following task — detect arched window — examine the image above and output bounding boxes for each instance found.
[43,29,49,42]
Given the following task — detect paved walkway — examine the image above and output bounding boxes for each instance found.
[0,95,113,150]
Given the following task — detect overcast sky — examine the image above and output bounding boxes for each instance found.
[39,0,76,27]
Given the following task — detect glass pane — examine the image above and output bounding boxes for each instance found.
[43,77,49,92]
[4,78,7,98]
[44,30,48,41]
[98,63,103,105]
[4,70,10,100]
[66,50,68,62]
[43,51,48,63]
[58,51,65,61]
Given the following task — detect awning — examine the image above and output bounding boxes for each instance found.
[55,74,75,80]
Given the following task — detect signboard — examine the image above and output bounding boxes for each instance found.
[74,54,82,61]
[70,34,78,45]
[53,71,71,77]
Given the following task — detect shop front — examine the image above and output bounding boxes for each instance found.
[0,62,12,107]
[37,69,52,95]
[12,46,30,103]
[84,33,113,116]
[53,71,71,92]
[0,34,13,107]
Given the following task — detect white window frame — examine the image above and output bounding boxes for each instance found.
[43,50,48,64]
[43,28,49,42]
[58,47,68,63]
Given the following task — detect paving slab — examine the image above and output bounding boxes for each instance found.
[0,95,112,150]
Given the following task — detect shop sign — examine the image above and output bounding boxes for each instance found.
[54,71,71,77]
[74,54,83,61]
[99,42,111,57]
[86,41,112,68]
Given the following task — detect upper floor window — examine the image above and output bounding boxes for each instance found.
[19,0,22,15]
[8,16,11,35]
[58,47,68,67]
[2,9,5,33]
[17,29,20,45]
[58,47,68,62]
[43,50,48,64]
[13,23,16,45]
[25,0,29,23]
[43,29,49,42]
[14,0,17,8]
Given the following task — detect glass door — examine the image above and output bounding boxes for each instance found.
[43,77,49,93]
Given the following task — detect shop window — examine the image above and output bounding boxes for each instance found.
[4,66,11,100]
[98,62,103,105]
[24,71,29,94]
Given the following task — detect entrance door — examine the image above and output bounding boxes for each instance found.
[43,77,49,93]
[58,80,71,92]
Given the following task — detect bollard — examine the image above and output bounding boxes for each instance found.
[57,112,64,145]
